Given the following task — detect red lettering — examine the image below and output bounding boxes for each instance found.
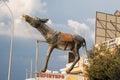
[36,73,65,79]
[61,75,65,79]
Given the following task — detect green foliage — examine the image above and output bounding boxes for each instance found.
[85,44,120,80]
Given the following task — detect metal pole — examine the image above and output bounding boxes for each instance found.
[35,40,39,80]
[2,2,15,80]
[35,39,46,73]
[26,69,28,79]
[30,60,32,78]
[35,40,46,80]
[35,40,39,73]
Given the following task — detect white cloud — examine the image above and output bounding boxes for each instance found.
[87,18,95,25]
[8,0,47,17]
[67,19,95,44]
[46,19,73,34]
[0,22,10,36]
[13,19,45,39]
[14,19,35,38]
[47,19,53,25]
[68,19,89,34]
[86,18,95,43]
[90,31,95,43]
[0,0,47,39]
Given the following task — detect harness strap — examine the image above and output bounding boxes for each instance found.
[64,42,69,50]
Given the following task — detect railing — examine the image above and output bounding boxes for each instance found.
[102,37,120,48]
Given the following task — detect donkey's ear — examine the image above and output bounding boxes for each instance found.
[41,18,49,23]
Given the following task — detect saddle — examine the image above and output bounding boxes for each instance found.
[59,33,73,42]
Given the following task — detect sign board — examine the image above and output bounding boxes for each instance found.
[95,11,120,43]
[36,73,84,80]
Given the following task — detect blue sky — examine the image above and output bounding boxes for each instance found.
[0,0,120,80]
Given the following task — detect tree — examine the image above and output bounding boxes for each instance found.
[85,44,120,80]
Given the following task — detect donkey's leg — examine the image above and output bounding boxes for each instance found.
[66,43,80,73]
[40,45,54,73]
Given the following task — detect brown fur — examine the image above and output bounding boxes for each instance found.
[59,33,73,42]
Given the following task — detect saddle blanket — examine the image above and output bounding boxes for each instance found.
[59,33,73,42]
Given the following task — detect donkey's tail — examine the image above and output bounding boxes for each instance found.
[82,38,87,52]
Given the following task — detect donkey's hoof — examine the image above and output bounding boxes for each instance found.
[40,69,46,73]
[66,69,70,73]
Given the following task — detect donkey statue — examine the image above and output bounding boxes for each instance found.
[21,14,87,73]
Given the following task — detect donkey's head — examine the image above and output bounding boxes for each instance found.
[21,14,49,28]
